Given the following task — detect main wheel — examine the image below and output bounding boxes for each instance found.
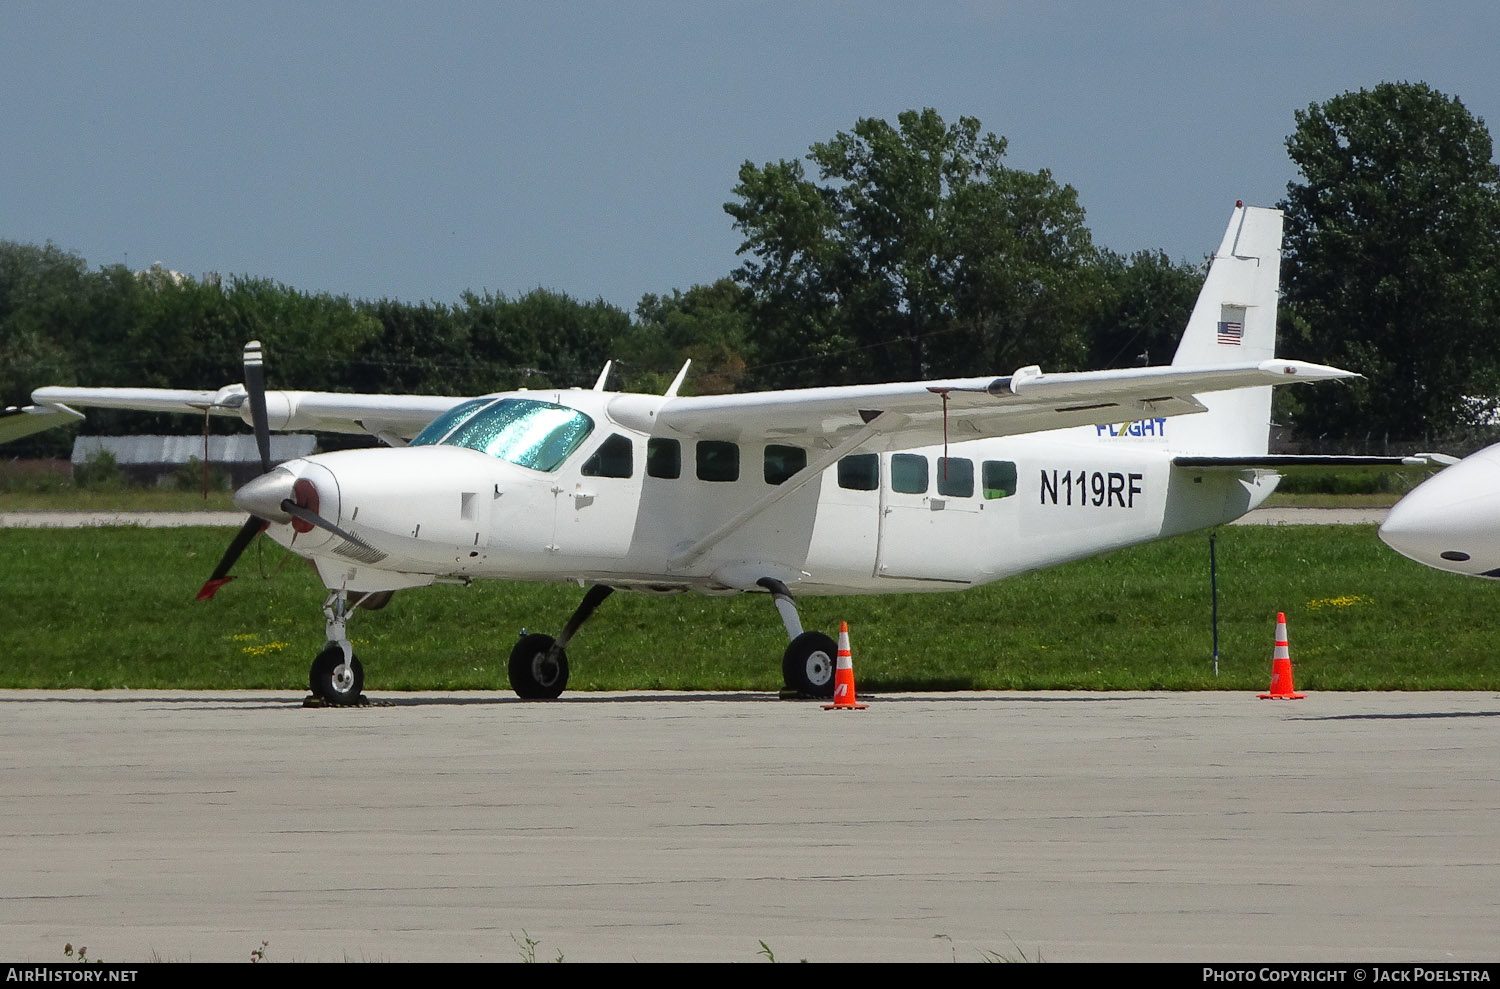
[782,630,837,698]
[310,645,365,705]
[509,632,569,699]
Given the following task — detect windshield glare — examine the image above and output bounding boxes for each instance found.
[411,398,594,472]
[409,398,490,447]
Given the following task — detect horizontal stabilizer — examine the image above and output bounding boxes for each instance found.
[0,403,85,443]
[1173,454,1451,472]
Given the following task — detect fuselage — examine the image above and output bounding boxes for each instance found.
[245,388,1279,596]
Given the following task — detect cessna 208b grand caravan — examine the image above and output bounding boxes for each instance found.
[5,204,1398,704]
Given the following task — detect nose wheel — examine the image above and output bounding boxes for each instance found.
[310,645,365,705]
[309,589,366,706]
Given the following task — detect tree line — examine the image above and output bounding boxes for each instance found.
[4,82,1498,455]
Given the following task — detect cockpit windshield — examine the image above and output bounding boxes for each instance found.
[409,398,594,472]
[409,398,490,446]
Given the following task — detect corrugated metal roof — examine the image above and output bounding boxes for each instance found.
[72,434,317,465]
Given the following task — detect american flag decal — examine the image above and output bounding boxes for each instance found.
[1217,320,1243,345]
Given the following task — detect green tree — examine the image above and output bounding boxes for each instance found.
[1084,250,1203,370]
[453,288,631,393]
[725,108,1098,385]
[0,241,89,408]
[222,277,382,391]
[626,279,752,394]
[353,297,468,395]
[1279,82,1500,446]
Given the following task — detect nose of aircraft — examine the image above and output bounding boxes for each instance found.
[234,467,296,522]
[1378,445,1500,577]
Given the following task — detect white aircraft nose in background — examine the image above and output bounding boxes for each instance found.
[1379,443,1500,578]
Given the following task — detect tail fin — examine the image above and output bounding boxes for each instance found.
[1168,203,1283,456]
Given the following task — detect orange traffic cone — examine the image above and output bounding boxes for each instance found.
[1258,612,1305,699]
[822,622,868,710]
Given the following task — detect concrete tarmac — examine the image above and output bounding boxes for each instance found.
[1,689,1497,963]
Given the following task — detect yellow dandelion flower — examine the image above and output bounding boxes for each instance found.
[1306,595,1373,611]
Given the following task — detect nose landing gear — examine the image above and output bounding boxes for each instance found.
[308,589,366,706]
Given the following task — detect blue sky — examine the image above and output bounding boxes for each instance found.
[3,2,1496,313]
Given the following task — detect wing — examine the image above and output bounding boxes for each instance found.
[655,359,1356,449]
[26,386,473,442]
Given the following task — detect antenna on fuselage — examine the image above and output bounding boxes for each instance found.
[664,359,691,398]
[591,361,613,392]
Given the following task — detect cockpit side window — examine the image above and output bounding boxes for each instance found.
[420,398,594,472]
[581,433,634,478]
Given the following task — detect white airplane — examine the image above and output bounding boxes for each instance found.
[1379,445,1493,576]
[5,204,1412,704]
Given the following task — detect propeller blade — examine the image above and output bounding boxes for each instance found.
[196,341,277,600]
[280,502,386,562]
[197,515,267,600]
[243,340,271,476]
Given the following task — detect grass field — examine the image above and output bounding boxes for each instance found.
[2,522,1495,692]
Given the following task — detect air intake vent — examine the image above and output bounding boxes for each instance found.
[334,539,387,565]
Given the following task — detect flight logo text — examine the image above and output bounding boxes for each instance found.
[1097,418,1168,438]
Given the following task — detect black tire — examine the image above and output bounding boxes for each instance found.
[352,589,394,611]
[782,630,837,698]
[509,632,569,700]
[309,645,365,705]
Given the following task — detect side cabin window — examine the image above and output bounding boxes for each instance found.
[983,460,1018,499]
[837,453,878,491]
[410,397,593,473]
[764,445,806,485]
[936,457,974,498]
[646,438,681,479]
[696,441,739,482]
[581,433,634,478]
[891,453,928,494]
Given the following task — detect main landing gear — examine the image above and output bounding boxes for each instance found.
[508,579,837,701]
[758,578,837,699]
[508,584,615,699]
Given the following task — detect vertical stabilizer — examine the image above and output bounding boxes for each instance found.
[1169,204,1283,456]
